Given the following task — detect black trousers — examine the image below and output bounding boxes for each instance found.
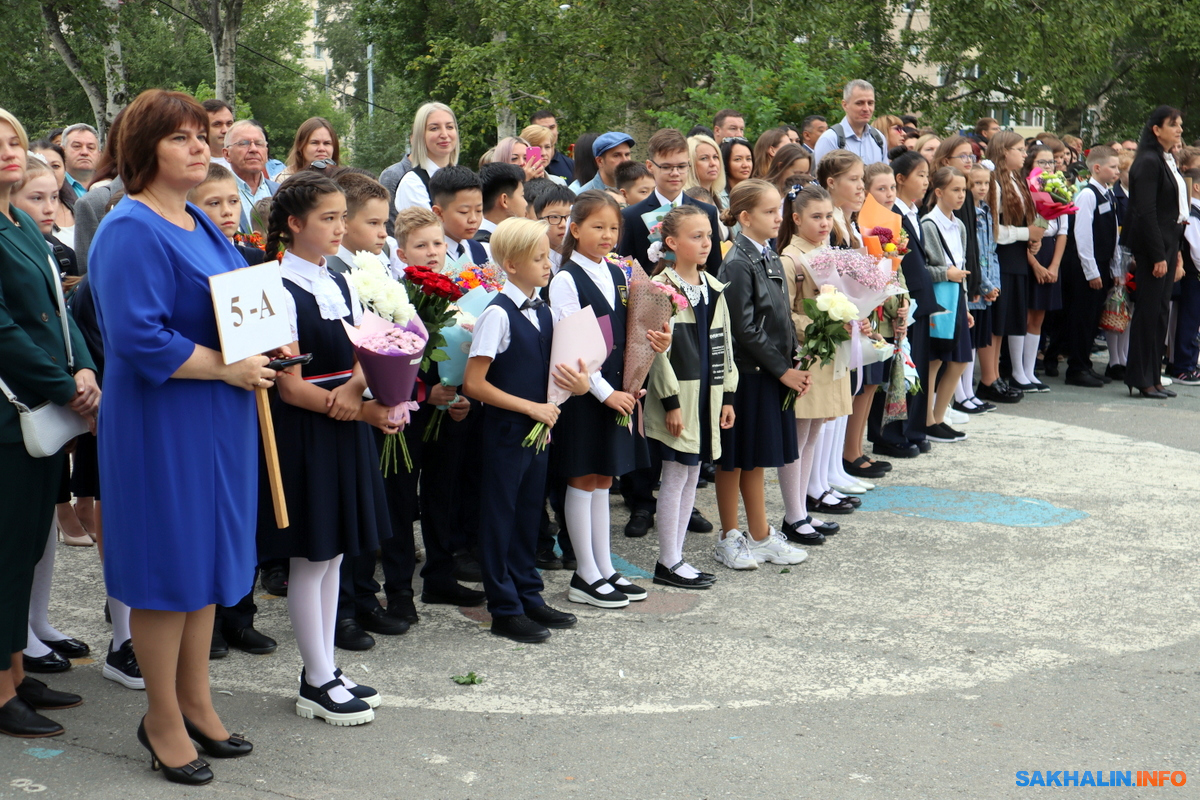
[1060,259,1111,375]
[1126,248,1178,388]
[215,572,259,630]
[0,445,64,656]
[338,405,472,619]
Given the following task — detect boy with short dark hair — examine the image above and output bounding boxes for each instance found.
[328,172,391,273]
[476,162,527,252]
[532,183,575,271]
[429,165,487,268]
[614,161,653,207]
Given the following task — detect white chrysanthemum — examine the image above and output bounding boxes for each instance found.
[346,251,416,325]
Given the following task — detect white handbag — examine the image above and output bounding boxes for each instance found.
[0,257,90,458]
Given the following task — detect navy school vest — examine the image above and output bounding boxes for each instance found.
[561,259,627,386]
[483,292,553,425]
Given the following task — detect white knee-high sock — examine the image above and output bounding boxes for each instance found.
[828,415,855,486]
[28,521,66,643]
[1008,335,1030,384]
[955,358,976,403]
[288,557,353,703]
[673,465,702,578]
[808,424,832,498]
[779,419,820,530]
[109,596,132,648]
[565,486,608,590]
[1023,333,1041,381]
[656,462,690,568]
[591,488,616,579]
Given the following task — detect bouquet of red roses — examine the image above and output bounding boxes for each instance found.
[403,265,464,372]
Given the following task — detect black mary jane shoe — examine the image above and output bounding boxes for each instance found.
[808,492,856,515]
[0,696,63,738]
[843,456,888,478]
[137,717,214,785]
[39,638,89,659]
[182,715,253,758]
[652,561,715,589]
[16,677,82,710]
[806,516,840,536]
[604,572,647,601]
[780,519,825,545]
[22,651,70,673]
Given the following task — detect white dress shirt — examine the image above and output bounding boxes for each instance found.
[395,162,440,212]
[895,198,921,241]
[1166,153,1189,224]
[994,175,1032,245]
[930,206,965,267]
[279,250,362,342]
[1072,179,1118,281]
[469,281,544,359]
[549,251,619,401]
[653,189,682,208]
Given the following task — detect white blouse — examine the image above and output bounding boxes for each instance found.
[279,250,362,342]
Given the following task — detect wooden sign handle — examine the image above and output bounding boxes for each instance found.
[256,388,289,529]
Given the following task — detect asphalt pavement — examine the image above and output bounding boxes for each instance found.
[2,368,1197,799]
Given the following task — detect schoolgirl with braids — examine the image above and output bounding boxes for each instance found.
[258,173,396,727]
[643,205,737,588]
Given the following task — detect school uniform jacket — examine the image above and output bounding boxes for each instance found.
[1122,146,1186,264]
[618,192,723,274]
[718,234,797,378]
[894,203,943,319]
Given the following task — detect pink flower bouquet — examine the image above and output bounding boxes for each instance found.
[344,311,429,474]
[619,261,688,426]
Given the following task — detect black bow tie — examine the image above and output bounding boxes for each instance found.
[520,297,545,311]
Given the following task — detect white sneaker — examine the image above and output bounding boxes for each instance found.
[1161,375,1173,386]
[746,528,808,565]
[945,407,969,425]
[713,530,759,570]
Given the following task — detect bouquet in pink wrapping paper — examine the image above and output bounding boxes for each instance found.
[618,262,688,427]
[343,311,428,475]
[523,306,610,452]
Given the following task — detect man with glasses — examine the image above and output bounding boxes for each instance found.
[615,127,720,540]
[812,80,887,167]
[223,120,278,232]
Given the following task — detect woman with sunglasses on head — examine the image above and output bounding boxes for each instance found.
[278,117,340,181]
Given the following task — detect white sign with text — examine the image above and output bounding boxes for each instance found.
[209,263,293,364]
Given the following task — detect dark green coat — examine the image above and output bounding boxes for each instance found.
[0,205,96,444]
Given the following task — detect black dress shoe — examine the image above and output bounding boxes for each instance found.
[781,518,825,545]
[0,696,63,738]
[1089,369,1112,384]
[561,556,578,571]
[23,651,70,673]
[421,584,487,607]
[687,508,714,533]
[333,618,375,651]
[977,380,1022,403]
[490,614,551,643]
[808,493,855,515]
[808,517,840,535]
[843,456,888,478]
[183,715,253,758]
[1065,370,1104,387]
[699,462,716,483]
[535,551,564,570]
[357,606,410,636]
[260,564,288,596]
[652,561,715,589]
[1105,363,1126,380]
[210,628,229,660]
[16,677,82,710]
[525,604,578,628]
[385,594,419,624]
[873,441,919,458]
[137,716,214,784]
[914,439,932,453]
[452,553,483,583]
[223,625,278,654]
[1043,360,1060,377]
[624,508,653,538]
[39,638,89,659]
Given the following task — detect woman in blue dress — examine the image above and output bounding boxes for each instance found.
[90,90,280,786]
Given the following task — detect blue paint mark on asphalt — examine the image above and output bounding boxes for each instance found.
[858,485,1087,528]
[24,747,63,758]
[611,554,653,579]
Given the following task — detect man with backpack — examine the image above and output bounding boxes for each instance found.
[811,80,888,168]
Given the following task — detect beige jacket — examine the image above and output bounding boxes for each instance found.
[779,240,853,419]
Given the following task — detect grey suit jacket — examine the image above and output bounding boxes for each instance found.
[72,177,123,274]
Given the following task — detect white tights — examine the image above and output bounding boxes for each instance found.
[777,418,823,534]
[288,555,354,703]
[657,462,702,577]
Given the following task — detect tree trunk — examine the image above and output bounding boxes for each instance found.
[101,0,129,126]
[188,0,245,104]
[491,30,516,139]
[41,3,107,136]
